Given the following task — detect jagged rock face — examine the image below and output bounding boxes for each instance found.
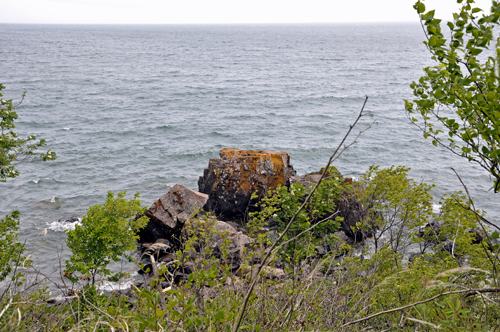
[138,184,208,243]
[198,148,296,221]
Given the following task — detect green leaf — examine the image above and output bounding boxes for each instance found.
[187,295,196,306]
[414,1,426,14]
[429,35,438,46]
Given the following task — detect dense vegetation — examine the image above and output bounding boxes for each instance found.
[2,0,500,331]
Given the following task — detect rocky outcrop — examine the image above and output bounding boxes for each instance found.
[138,184,208,243]
[198,148,296,221]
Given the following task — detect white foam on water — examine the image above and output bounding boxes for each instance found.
[432,204,442,214]
[47,218,81,232]
[63,128,70,130]
[97,280,134,294]
[30,178,52,184]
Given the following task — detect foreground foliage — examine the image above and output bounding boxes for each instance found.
[405,0,500,192]
[1,165,499,331]
[0,83,56,182]
[65,191,149,285]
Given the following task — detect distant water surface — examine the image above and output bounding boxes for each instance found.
[0,23,496,278]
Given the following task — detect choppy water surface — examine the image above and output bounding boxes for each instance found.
[0,23,496,277]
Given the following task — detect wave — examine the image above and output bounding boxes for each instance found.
[46,217,81,232]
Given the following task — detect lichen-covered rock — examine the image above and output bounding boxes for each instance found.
[138,184,208,243]
[198,148,296,221]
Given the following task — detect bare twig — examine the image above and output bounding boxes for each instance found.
[149,255,167,311]
[341,288,499,327]
[232,96,371,332]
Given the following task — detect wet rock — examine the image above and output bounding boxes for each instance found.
[198,148,296,221]
[138,184,208,243]
[57,216,81,223]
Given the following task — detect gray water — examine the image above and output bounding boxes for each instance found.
[0,23,496,278]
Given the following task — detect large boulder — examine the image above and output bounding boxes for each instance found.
[138,184,208,243]
[198,148,296,221]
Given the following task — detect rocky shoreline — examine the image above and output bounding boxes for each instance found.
[47,148,493,310]
[131,148,367,287]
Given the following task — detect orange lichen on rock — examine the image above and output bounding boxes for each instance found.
[199,148,296,221]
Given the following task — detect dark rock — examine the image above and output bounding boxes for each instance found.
[158,253,176,264]
[198,148,296,221]
[173,261,196,284]
[57,216,81,223]
[470,228,488,245]
[138,263,153,275]
[441,239,455,256]
[335,194,370,242]
[138,184,208,243]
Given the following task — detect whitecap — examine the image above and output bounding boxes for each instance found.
[63,128,70,130]
[46,218,81,232]
[97,280,134,295]
[432,204,442,214]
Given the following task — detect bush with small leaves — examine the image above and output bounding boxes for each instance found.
[65,191,148,285]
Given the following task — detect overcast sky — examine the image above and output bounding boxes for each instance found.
[0,0,494,24]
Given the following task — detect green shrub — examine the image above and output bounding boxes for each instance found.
[65,191,148,285]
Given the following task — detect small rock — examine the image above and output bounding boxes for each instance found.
[251,266,286,280]
[58,216,81,223]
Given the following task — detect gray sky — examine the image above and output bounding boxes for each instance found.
[0,0,493,24]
